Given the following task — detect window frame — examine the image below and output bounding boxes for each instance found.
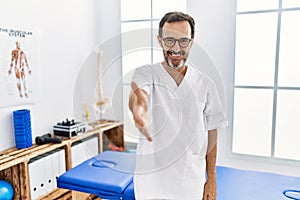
[232,0,300,162]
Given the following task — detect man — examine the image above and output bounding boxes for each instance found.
[8,41,31,97]
[129,12,227,200]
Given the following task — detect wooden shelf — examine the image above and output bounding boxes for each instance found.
[0,121,123,200]
[37,188,71,200]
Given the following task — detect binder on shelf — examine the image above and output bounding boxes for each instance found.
[44,152,55,193]
[28,156,47,199]
[56,149,66,178]
[29,148,66,199]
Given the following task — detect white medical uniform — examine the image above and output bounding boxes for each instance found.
[132,63,227,200]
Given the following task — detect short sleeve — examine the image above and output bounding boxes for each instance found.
[204,80,228,131]
[132,65,153,95]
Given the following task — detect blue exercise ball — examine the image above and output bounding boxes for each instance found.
[0,180,14,200]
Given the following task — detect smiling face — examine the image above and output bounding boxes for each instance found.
[158,21,194,70]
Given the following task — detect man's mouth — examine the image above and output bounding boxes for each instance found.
[167,50,185,58]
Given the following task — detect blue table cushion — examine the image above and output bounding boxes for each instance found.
[217,166,300,200]
[57,151,136,198]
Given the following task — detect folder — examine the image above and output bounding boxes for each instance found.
[28,155,47,199]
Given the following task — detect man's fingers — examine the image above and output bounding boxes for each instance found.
[138,126,152,142]
[133,107,152,142]
[132,103,146,123]
[135,122,152,142]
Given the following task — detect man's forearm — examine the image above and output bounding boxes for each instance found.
[206,129,218,181]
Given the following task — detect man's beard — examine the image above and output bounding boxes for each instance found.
[164,50,187,70]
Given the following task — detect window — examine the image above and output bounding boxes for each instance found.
[121,0,187,142]
[233,0,300,161]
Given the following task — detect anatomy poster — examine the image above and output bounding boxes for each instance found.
[0,27,40,107]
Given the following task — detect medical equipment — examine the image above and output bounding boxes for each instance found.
[35,133,62,145]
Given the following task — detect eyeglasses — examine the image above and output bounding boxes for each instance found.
[162,37,192,48]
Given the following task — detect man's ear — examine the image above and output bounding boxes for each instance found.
[157,35,163,48]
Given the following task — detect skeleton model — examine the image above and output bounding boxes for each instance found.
[93,49,111,119]
[8,41,31,97]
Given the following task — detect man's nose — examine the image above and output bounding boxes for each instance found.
[171,40,181,52]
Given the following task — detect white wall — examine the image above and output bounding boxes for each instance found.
[72,0,122,123]
[188,0,300,177]
[0,0,122,151]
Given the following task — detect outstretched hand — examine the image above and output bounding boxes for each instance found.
[129,82,152,142]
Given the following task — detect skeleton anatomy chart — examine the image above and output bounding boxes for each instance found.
[0,27,40,107]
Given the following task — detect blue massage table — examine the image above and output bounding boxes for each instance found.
[57,151,300,200]
[57,151,135,200]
